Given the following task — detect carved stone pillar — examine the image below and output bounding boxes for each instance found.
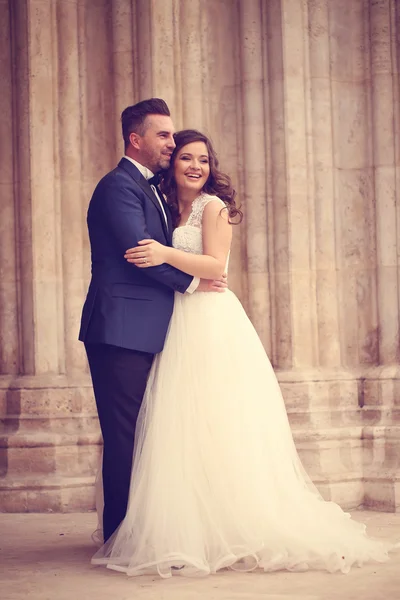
[0,0,103,511]
[361,0,400,510]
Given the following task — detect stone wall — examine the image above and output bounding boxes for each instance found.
[0,0,399,512]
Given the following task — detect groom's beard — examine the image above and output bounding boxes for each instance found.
[140,145,172,173]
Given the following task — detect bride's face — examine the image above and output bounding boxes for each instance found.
[174,141,210,195]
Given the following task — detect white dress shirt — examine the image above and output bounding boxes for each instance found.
[123,156,199,293]
[123,156,169,227]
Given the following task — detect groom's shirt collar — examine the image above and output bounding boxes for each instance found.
[123,155,154,180]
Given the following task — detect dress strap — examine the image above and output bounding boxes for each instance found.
[187,194,226,228]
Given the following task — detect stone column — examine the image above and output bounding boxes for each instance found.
[259,0,363,507]
[251,0,400,510]
[0,0,19,377]
[0,0,105,512]
[238,0,271,353]
[361,0,400,510]
[110,0,136,152]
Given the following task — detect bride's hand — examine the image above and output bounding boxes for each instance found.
[124,239,167,268]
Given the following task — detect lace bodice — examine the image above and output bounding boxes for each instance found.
[172,193,226,255]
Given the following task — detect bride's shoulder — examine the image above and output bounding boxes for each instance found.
[189,193,226,227]
[198,193,226,208]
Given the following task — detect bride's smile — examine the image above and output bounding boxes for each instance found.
[174,141,211,206]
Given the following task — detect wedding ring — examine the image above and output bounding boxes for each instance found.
[142,258,147,264]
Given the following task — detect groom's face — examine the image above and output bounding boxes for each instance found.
[133,114,176,173]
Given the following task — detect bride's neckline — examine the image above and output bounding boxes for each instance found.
[175,193,206,229]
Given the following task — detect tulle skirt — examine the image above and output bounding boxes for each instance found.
[92,290,395,577]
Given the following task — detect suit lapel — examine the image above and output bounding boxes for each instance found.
[165,202,173,244]
[118,158,170,241]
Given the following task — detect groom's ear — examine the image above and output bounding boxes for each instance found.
[129,132,141,150]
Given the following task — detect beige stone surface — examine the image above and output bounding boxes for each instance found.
[1,511,400,600]
[0,0,400,512]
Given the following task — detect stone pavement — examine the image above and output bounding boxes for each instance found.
[1,511,399,600]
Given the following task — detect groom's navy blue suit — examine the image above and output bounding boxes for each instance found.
[80,157,192,352]
[79,158,193,541]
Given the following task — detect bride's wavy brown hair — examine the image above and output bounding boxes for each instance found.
[160,129,243,228]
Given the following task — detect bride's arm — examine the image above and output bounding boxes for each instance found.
[124,201,232,279]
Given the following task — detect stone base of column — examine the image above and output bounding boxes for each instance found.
[363,475,400,512]
[362,426,400,512]
[359,367,400,512]
[1,368,399,513]
[0,375,101,512]
[279,366,400,511]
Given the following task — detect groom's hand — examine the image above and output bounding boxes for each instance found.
[198,274,228,293]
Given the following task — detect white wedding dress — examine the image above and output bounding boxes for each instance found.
[92,193,394,577]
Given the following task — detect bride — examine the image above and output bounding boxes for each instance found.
[92,129,394,577]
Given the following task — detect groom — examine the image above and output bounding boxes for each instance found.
[79,98,226,542]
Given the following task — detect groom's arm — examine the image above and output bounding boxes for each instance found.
[100,178,195,294]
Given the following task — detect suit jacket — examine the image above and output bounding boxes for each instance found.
[79,158,193,353]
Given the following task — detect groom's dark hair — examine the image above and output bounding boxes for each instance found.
[121,98,170,149]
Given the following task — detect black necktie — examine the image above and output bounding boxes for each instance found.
[148,174,170,233]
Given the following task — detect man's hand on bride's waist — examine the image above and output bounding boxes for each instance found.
[197,275,228,293]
